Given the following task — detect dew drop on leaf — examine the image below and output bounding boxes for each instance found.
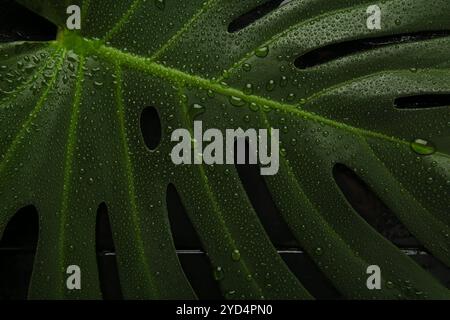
[231,249,241,261]
[155,0,165,10]
[229,96,246,107]
[410,139,436,156]
[266,79,275,92]
[243,63,252,72]
[213,266,224,281]
[249,102,259,112]
[287,93,296,101]
[315,247,323,256]
[225,290,236,299]
[190,103,205,119]
[255,46,269,58]
[243,83,253,95]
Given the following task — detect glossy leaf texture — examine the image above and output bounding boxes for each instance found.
[1,0,449,299]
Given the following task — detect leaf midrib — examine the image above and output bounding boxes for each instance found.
[52,38,450,160]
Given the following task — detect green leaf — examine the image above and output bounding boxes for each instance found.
[1,0,449,299]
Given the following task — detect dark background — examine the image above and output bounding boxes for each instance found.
[0,0,449,300]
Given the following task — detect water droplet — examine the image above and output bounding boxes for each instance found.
[411,139,436,156]
[229,96,246,107]
[243,63,252,72]
[231,249,241,261]
[243,83,253,95]
[287,93,296,101]
[43,70,53,80]
[266,79,275,92]
[190,103,205,119]
[155,0,165,10]
[225,290,236,299]
[262,105,271,113]
[213,266,224,281]
[255,46,269,58]
[315,247,323,256]
[249,102,259,112]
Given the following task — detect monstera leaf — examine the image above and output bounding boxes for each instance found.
[1,0,449,300]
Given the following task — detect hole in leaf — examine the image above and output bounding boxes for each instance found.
[0,0,57,42]
[280,251,342,299]
[333,164,450,288]
[234,138,297,247]
[140,106,162,150]
[406,250,450,289]
[228,0,285,33]
[395,94,450,109]
[295,31,450,69]
[166,184,203,249]
[177,251,224,300]
[234,139,340,296]
[166,184,223,299]
[96,203,123,300]
[0,205,39,300]
[333,164,419,246]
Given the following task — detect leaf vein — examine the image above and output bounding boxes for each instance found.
[114,63,158,295]
[0,50,66,174]
[59,53,85,295]
[150,0,217,60]
[103,0,143,42]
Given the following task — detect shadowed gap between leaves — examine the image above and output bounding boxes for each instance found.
[0,0,57,43]
[228,0,287,33]
[166,183,224,300]
[234,138,341,299]
[140,106,162,151]
[96,203,123,300]
[394,94,450,110]
[0,205,39,300]
[295,31,450,69]
[333,163,450,289]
